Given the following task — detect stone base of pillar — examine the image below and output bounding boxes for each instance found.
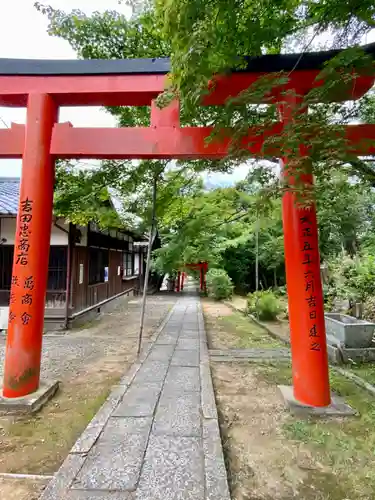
[278,385,356,417]
[0,380,59,415]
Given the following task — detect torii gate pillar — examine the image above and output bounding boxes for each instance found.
[279,93,330,407]
[2,94,57,398]
[176,271,181,293]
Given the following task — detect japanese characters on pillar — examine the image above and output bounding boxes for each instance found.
[300,214,321,353]
[280,91,330,408]
[3,93,57,399]
[9,198,35,328]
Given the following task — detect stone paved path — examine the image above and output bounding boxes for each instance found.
[40,288,230,500]
[209,347,290,362]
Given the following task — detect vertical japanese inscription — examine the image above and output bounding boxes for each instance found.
[300,215,320,352]
[8,199,34,326]
[16,198,33,266]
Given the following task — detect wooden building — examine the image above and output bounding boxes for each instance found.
[0,178,147,329]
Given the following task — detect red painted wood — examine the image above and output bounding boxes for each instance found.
[151,100,180,127]
[280,94,330,407]
[0,123,25,158]
[51,123,375,160]
[204,72,374,105]
[50,123,280,159]
[3,94,58,398]
[0,74,166,107]
[0,72,372,108]
[0,123,374,159]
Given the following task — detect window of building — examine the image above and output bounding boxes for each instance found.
[134,253,140,275]
[47,246,68,290]
[89,248,109,284]
[123,251,134,277]
[0,245,14,290]
[0,245,68,290]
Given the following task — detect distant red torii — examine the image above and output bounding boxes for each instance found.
[183,262,208,293]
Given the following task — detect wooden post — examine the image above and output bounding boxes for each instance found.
[3,94,57,398]
[64,223,74,330]
[203,263,208,294]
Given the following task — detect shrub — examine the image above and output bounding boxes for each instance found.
[206,268,233,300]
[328,253,375,304]
[363,296,375,323]
[247,289,280,321]
[274,285,287,297]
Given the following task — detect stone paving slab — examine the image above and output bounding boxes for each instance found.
[113,383,162,417]
[131,360,169,384]
[176,338,200,350]
[164,366,200,392]
[209,347,291,359]
[67,492,135,499]
[40,290,230,500]
[147,345,175,362]
[153,391,201,437]
[100,417,153,444]
[72,437,147,491]
[135,435,204,500]
[155,334,178,345]
[171,349,200,367]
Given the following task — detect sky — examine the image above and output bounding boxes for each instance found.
[0,0,250,185]
[0,2,373,183]
[0,0,131,177]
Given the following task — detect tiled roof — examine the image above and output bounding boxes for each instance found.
[0,177,19,215]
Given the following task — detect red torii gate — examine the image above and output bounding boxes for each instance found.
[0,45,374,408]
[183,263,208,293]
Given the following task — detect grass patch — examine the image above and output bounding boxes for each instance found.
[347,363,375,386]
[218,312,283,349]
[256,362,375,499]
[1,376,118,474]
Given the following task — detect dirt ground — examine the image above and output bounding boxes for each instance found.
[213,362,333,500]
[226,294,291,344]
[0,293,176,500]
[204,301,375,500]
[202,299,283,350]
[0,477,51,500]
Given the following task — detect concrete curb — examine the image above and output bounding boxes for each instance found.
[197,300,231,500]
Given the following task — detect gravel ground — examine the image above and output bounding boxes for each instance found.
[0,293,178,382]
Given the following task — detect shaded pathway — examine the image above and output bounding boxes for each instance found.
[41,288,230,499]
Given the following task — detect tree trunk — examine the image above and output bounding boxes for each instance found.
[137,172,158,356]
[273,268,277,288]
[255,214,259,293]
[262,273,268,289]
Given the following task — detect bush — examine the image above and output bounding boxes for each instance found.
[328,253,375,304]
[206,268,233,300]
[247,289,280,321]
[274,285,287,297]
[363,296,375,322]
